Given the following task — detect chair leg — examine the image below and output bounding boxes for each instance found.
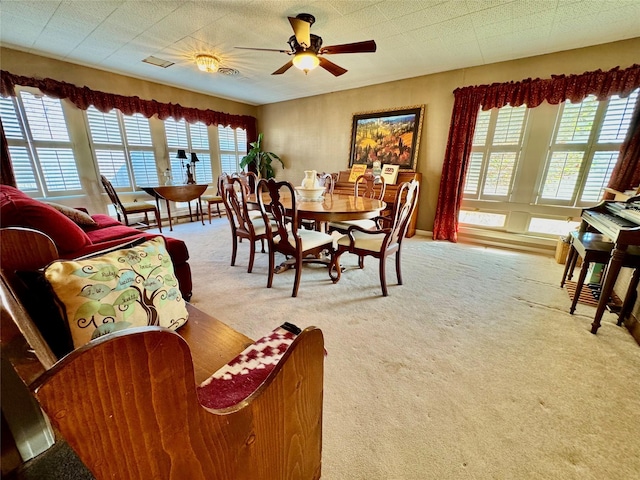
[395,249,403,285]
[230,235,238,267]
[208,203,212,224]
[570,261,590,314]
[379,256,388,297]
[292,256,303,297]
[560,246,576,287]
[154,209,162,233]
[267,246,275,288]
[358,256,365,269]
[248,241,256,273]
[567,246,579,281]
[329,251,343,283]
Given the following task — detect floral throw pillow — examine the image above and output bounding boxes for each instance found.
[44,236,188,349]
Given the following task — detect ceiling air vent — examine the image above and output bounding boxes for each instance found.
[142,56,174,68]
[218,67,239,76]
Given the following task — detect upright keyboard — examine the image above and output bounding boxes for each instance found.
[582,196,640,246]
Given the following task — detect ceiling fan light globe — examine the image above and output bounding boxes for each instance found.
[195,54,220,73]
[292,52,319,72]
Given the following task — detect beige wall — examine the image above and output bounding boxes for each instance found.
[256,37,640,233]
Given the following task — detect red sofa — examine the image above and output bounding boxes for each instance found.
[0,185,192,300]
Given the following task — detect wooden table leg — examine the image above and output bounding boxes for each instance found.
[165,199,173,231]
[591,245,627,334]
[198,196,205,225]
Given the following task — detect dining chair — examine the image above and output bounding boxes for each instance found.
[200,186,225,223]
[327,172,386,234]
[330,179,420,296]
[257,178,335,297]
[100,175,162,232]
[220,174,268,273]
[301,172,336,232]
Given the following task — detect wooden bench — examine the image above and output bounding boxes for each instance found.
[333,169,421,237]
[0,227,324,480]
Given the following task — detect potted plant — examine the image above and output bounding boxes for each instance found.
[239,133,284,179]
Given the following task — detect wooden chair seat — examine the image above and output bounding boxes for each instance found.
[100,175,162,231]
[200,194,225,223]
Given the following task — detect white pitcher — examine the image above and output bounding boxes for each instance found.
[301,170,319,189]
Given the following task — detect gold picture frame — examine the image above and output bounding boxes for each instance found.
[348,105,424,170]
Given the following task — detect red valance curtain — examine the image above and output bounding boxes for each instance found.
[433,64,640,242]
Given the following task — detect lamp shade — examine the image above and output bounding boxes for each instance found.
[292,52,319,72]
[176,149,188,159]
[190,152,199,163]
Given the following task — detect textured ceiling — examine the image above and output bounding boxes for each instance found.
[1,0,639,106]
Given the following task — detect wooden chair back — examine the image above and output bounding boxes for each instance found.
[387,179,420,246]
[257,179,299,256]
[355,172,386,200]
[317,172,335,194]
[100,175,125,219]
[219,174,267,272]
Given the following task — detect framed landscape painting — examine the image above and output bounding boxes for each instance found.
[348,105,424,170]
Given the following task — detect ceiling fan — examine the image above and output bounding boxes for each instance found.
[235,13,376,76]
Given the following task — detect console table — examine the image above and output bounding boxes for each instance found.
[139,184,208,231]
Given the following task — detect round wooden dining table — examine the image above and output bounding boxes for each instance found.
[249,192,386,223]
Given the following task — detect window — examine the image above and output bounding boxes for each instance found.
[86,107,158,188]
[1,89,81,195]
[464,106,528,200]
[165,118,212,184]
[460,89,638,237]
[218,126,247,174]
[539,91,638,205]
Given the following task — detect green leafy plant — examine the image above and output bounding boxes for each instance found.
[239,133,284,179]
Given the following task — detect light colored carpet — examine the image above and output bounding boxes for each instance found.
[154,218,640,480]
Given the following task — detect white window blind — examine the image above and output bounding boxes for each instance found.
[87,107,157,188]
[540,89,638,204]
[0,90,81,194]
[218,126,247,174]
[164,119,212,184]
[463,105,526,200]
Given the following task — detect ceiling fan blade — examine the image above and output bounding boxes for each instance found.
[318,57,347,77]
[235,46,291,53]
[272,60,294,75]
[288,16,311,48]
[320,40,377,55]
